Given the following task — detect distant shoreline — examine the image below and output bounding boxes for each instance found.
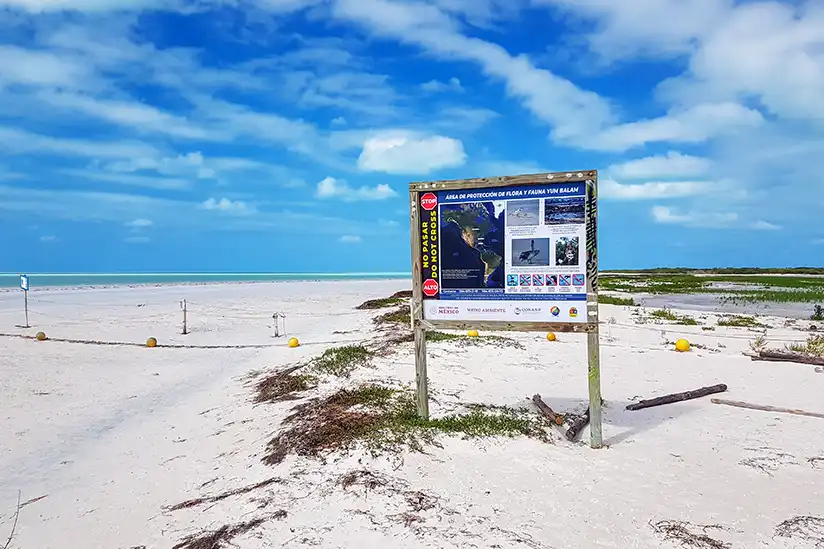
[0,273,411,291]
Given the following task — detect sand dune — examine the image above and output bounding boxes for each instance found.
[1,280,822,548]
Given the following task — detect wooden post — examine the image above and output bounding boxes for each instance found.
[23,290,29,328]
[272,313,279,337]
[181,299,188,335]
[585,176,602,449]
[586,297,602,448]
[410,188,429,420]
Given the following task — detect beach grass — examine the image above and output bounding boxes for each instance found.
[647,308,699,325]
[598,295,637,306]
[310,344,374,377]
[786,334,824,357]
[716,315,766,328]
[262,384,551,465]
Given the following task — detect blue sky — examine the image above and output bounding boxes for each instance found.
[1,0,822,273]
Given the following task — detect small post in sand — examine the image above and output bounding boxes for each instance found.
[180,299,188,335]
[20,274,30,329]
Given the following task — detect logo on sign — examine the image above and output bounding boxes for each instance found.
[506,274,518,287]
[514,306,542,316]
[572,274,585,286]
[559,275,571,286]
[420,192,438,211]
[550,306,560,316]
[532,274,544,286]
[545,275,558,286]
[519,274,531,286]
[569,307,578,318]
[422,278,439,297]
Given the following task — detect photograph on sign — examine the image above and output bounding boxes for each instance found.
[419,180,591,323]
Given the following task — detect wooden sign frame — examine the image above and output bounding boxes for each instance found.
[408,170,603,448]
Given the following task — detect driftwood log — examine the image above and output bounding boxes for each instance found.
[532,394,564,425]
[626,384,727,411]
[711,398,824,420]
[749,350,824,366]
[565,408,590,442]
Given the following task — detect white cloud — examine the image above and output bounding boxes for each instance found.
[39,234,57,242]
[357,133,466,174]
[600,179,712,200]
[0,45,97,89]
[125,218,153,228]
[332,0,615,143]
[201,197,251,214]
[580,103,764,152]
[0,0,173,12]
[750,220,781,231]
[533,0,730,63]
[339,234,362,243]
[315,176,397,201]
[813,238,824,245]
[651,205,738,228]
[61,169,193,190]
[0,126,161,159]
[606,151,712,180]
[421,77,463,92]
[331,116,347,126]
[655,2,824,123]
[37,90,213,140]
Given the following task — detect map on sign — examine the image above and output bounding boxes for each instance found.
[418,178,595,323]
[440,201,506,289]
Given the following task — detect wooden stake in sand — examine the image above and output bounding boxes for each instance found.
[711,398,824,420]
[626,384,727,411]
[532,394,564,425]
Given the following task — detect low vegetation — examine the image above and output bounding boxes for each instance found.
[310,344,374,377]
[786,334,824,357]
[374,304,411,327]
[716,315,766,328]
[263,384,552,465]
[600,273,824,304]
[598,294,636,306]
[648,308,699,325]
[811,305,824,321]
[356,296,405,310]
[254,365,317,403]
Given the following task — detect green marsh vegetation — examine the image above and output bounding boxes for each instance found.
[600,272,824,304]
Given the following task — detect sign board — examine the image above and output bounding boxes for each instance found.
[20,274,29,291]
[409,170,602,448]
[418,178,595,324]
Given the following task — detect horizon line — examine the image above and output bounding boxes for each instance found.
[0,272,413,277]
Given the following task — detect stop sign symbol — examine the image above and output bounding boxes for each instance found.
[422,279,439,297]
[420,192,437,211]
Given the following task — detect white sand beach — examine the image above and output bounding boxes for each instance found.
[1,280,823,548]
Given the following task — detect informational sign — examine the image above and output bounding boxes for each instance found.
[419,179,594,323]
[20,274,29,291]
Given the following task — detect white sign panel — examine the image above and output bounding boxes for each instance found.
[20,274,29,291]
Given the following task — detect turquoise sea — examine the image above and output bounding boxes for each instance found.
[0,272,411,289]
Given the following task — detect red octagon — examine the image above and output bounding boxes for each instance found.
[420,192,438,211]
[422,279,439,297]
